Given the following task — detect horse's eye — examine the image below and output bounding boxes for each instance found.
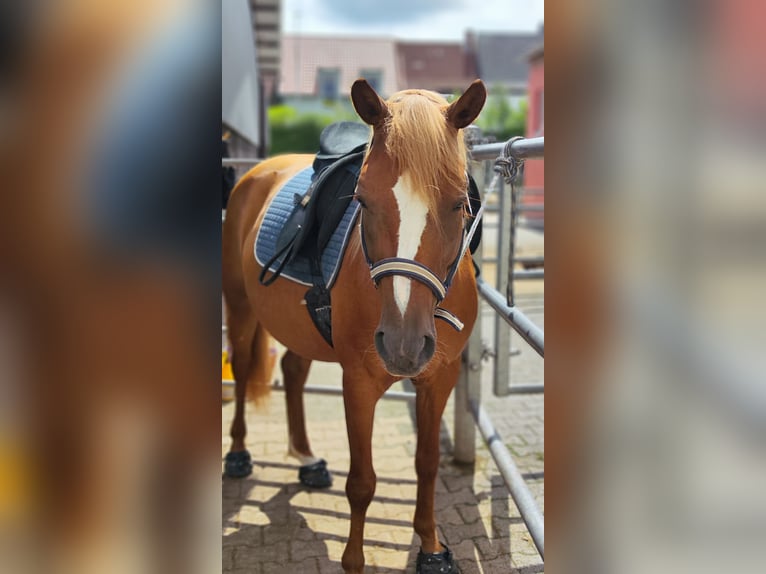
[355,195,368,209]
[453,201,467,212]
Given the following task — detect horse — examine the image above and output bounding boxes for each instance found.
[222,78,487,573]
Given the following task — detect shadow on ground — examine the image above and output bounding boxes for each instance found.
[222,430,539,572]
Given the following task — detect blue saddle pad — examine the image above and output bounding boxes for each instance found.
[254,167,360,288]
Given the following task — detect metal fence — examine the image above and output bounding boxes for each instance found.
[221,134,545,560]
[454,135,545,559]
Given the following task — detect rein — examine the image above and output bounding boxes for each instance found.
[359,195,484,332]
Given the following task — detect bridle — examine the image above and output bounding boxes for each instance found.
[358,181,484,332]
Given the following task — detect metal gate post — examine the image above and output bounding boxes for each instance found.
[454,318,483,463]
[493,177,513,397]
[454,198,484,464]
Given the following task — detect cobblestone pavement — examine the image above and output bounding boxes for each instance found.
[222,227,543,573]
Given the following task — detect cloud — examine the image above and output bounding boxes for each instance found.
[284,0,543,41]
[320,0,462,25]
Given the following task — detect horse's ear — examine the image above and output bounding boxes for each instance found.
[351,79,389,126]
[446,79,487,129]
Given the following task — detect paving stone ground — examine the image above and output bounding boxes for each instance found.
[222,225,543,573]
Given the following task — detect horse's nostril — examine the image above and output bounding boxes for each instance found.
[421,335,436,361]
[374,331,386,357]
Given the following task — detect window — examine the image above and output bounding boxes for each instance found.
[359,69,383,94]
[317,68,340,101]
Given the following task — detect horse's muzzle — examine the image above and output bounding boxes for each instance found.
[374,330,436,378]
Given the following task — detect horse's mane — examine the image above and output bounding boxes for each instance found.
[383,90,467,209]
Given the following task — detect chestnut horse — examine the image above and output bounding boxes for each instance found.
[223,79,486,573]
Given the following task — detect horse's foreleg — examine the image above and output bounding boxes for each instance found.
[413,359,461,557]
[341,374,383,573]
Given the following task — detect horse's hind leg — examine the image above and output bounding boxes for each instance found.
[282,350,332,488]
[223,304,259,478]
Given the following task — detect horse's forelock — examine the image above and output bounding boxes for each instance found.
[382,91,467,211]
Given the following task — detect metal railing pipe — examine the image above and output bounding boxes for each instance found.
[514,269,544,280]
[477,279,544,357]
[483,203,544,213]
[469,137,544,161]
[225,382,418,403]
[505,384,544,394]
[516,256,544,266]
[222,158,263,167]
[274,383,416,402]
[483,260,545,272]
[471,400,544,558]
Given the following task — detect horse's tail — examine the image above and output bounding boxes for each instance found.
[248,322,275,407]
[222,164,277,409]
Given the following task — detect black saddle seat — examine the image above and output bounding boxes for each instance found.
[314,121,369,172]
[318,121,369,156]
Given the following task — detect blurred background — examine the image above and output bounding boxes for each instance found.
[223,0,544,224]
[1,1,221,573]
[543,1,766,573]
[227,0,542,148]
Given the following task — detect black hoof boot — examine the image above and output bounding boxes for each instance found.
[416,544,459,574]
[224,450,253,478]
[298,459,332,489]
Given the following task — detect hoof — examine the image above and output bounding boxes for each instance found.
[416,544,459,574]
[224,450,253,478]
[298,459,332,489]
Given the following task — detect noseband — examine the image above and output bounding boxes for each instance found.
[358,192,483,332]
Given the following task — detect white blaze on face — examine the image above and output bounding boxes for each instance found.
[391,173,429,317]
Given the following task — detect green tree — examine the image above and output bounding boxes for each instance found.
[267,104,360,155]
[475,84,527,141]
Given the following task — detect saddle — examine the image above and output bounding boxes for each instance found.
[258,122,369,346]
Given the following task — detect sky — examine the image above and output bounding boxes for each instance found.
[282,0,544,41]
